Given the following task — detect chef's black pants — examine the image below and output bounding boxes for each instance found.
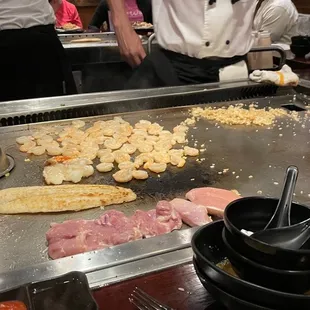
[125,49,246,90]
[0,24,77,102]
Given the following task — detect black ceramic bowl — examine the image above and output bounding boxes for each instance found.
[193,259,274,310]
[290,44,310,57]
[291,36,310,45]
[223,227,310,293]
[191,220,310,310]
[224,197,310,270]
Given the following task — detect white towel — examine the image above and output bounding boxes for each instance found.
[249,65,299,86]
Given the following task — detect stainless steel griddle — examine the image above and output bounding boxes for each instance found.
[1,80,310,292]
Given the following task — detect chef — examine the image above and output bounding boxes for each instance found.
[88,0,152,32]
[0,0,77,102]
[254,0,298,44]
[49,0,83,29]
[107,0,257,89]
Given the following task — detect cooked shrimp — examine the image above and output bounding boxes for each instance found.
[63,166,84,183]
[118,161,136,170]
[137,142,153,153]
[19,141,36,153]
[16,136,34,145]
[102,128,115,136]
[96,162,114,172]
[112,169,133,183]
[82,165,95,177]
[43,165,65,185]
[153,151,170,164]
[28,146,46,156]
[169,149,184,157]
[170,155,186,167]
[72,120,85,128]
[173,125,189,133]
[46,145,63,156]
[120,143,137,155]
[132,170,148,180]
[173,133,187,144]
[134,120,151,130]
[113,133,128,144]
[148,163,167,173]
[184,146,199,156]
[154,140,172,151]
[104,138,122,150]
[97,149,112,158]
[37,135,53,146]
[148,123,163,135]
[100,152,115,163]
[62,147,80,157]
[113,151,131,164]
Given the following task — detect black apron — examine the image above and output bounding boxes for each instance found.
[0,24,77,102]
[124,48,246,90]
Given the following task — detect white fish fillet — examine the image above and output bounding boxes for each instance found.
[0,185,137,214]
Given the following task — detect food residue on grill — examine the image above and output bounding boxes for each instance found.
[190,103,299,126]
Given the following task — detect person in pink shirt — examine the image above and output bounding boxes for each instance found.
[88,0,152,32]
[49,0,83,29]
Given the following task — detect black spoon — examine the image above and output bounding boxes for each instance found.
[252,218,310,250]
[264,166,298,229]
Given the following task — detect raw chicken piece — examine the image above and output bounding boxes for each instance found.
[46,210,141,259]
[132,201,182,237]
[170,198,212,227]
[185,187,240,218]
[46,204,182,259]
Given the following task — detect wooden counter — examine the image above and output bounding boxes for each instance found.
[92,263,221,310]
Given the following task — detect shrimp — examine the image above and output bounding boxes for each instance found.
[72,120,85,128]
[97,149,112,158]
[120,143,137,155]
[184,146,199,156]
[104,138,122,150]
[16,136,34,145]
[28,146,46,156]
[148,163,167,173]
[118,161,136,170]
[113,151,131,164]
[46,146,63,156]
[19,141,36,153]
[100,152,115,163]
[112,169,133,183]
[96,162,114,172]
[132,170,149,180]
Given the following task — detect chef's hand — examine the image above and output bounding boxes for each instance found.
[114,23,146,68]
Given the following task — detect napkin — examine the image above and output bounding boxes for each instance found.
[249,65,299,86]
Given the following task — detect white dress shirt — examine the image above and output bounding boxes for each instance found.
[0,0,55,30]
[254,0,298,44]
[152,0,256,59]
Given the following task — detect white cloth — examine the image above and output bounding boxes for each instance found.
[249,65,299,86]
[253,0,298,45]
[0,0,55,30]
[219,61,249,82]
[152,0,256,59]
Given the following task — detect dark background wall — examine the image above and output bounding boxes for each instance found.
[70,0,310,29]
[292,0,310,14]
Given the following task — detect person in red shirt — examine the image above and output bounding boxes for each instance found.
[49,0,83,29]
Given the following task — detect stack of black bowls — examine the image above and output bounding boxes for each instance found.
[192,196,310,310]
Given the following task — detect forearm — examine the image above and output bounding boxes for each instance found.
[106,0,131,29]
